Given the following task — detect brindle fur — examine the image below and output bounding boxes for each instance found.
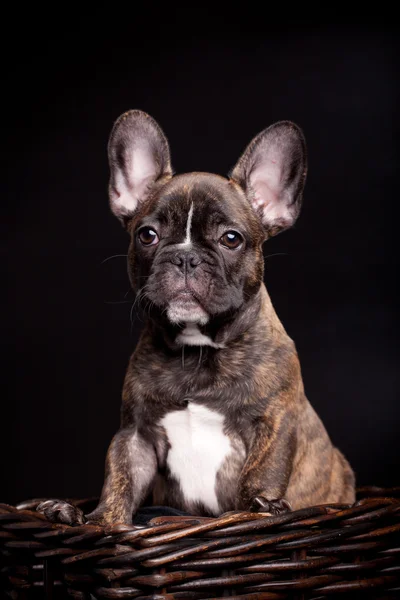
[38,112,355,526]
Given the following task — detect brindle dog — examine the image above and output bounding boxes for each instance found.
[38,111,355,526]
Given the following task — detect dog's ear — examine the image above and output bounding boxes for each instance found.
[108,110,172,224]
[231,121,307,236]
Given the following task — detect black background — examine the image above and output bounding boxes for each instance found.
[2,15,399,505]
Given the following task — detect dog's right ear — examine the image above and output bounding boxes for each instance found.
[108,110,172,224]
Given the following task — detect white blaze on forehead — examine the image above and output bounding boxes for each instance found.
[178,202,194,247]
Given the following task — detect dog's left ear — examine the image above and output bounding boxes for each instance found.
[231,121,307,236]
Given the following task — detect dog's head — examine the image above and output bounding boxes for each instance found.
[108,111,307,332]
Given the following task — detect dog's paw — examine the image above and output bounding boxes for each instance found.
[36,499,86,525]
[251,496,292,515]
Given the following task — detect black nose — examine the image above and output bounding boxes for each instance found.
[171,251,202,274]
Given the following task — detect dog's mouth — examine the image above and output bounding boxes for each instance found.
[167,291,209,325]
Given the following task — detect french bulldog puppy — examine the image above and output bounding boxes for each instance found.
[38,111,355,526]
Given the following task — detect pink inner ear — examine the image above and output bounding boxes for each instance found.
[130,145,158,184]
[111,144,158,217]
[252,180,277,210]
[249,158,293,227]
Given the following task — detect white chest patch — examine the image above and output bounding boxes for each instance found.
[160,403,231,514]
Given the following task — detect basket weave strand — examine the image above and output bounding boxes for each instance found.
[0,487,399,599]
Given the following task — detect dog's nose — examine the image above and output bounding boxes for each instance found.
[171,251,202,274]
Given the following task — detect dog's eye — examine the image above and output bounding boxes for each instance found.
[138,227,159,246]
[219,231,243,249]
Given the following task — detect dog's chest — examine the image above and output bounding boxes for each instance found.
[160,403,231,514]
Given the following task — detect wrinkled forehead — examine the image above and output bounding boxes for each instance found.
[147,173,259,232]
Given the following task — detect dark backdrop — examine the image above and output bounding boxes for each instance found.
[2,17,399,505]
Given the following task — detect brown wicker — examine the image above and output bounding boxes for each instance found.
[1,487,399,599]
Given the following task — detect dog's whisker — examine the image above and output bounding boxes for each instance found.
[130,287,146,323]
[101,254,128,265]
[197,346,203,369]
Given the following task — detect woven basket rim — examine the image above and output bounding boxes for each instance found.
[2,486,400,599]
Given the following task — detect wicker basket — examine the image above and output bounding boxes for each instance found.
[1,487,399,599]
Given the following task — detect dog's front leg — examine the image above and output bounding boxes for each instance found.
[86,428,157,525]
[238,412,296,515]
[38,428,157,526]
